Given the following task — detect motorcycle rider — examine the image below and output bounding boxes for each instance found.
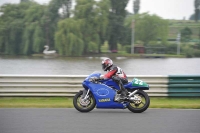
[92,58,129,99]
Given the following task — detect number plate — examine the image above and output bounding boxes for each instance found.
[132,78,148,87]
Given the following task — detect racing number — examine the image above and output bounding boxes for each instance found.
[134,78,143,85]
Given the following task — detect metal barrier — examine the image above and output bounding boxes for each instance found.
[168,75,200,97]
[0,75,199,97]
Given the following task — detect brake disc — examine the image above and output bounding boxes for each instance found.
[79,98,90,107]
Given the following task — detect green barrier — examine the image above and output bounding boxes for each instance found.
[168,75,200,97]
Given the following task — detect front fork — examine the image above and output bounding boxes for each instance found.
[79,89,91,107]
[82,89,90,100]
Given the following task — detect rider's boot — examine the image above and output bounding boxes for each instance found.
[117,84,129,99]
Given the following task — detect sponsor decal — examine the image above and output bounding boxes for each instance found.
[98,98,111,102]
[97,88,109,96]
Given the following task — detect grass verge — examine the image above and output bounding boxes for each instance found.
[0,97,200,109]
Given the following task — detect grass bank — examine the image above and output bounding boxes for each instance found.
[0,97,200,109]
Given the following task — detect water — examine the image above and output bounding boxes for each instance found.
[0,56,200,75]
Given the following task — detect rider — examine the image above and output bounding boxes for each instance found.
[95,58,129,98]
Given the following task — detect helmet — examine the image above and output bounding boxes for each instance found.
[102,58,113,71]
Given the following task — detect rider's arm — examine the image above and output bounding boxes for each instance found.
[101,69,117,79]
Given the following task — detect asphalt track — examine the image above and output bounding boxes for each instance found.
[0,108,200,133]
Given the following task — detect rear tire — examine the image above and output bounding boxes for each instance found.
[73,91,96,112]
[127,90,150,113]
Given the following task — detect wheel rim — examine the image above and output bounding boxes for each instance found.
[76,94,95,109]
[129,94,147,109]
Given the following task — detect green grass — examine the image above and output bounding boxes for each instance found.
[150,97,200,109]
[0,97,74,108]
[0,97,200,109]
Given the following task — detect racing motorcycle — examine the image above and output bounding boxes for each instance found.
[73,72,150,113]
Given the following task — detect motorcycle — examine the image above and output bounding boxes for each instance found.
[73,72,150,113]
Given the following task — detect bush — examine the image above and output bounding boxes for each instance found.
[125,45,131,53]
[165,43,177,54]
[194,49,200,57]
[182,44,200,57]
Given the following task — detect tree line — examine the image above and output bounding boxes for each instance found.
[0,0,178,56]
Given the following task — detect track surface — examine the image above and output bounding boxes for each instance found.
[0,108,200,133]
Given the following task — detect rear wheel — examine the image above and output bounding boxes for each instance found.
[127,90,150,113]
[73,91,96,112]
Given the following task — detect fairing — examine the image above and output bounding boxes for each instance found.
[82,72,149,109]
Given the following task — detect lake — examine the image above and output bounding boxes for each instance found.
[0,56,200,75]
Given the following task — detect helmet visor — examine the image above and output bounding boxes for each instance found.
[102,63,106,71]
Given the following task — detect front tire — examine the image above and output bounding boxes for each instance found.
[73,91,96,112]
[127,90,150,113]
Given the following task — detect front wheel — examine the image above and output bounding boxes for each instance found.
[73,91,96,112]
[127,90,150,113]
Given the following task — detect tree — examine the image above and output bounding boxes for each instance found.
[20,0,31,3]
[47,0,74,50]
[74,0,109,54]
[137,14,168,46]
[124,13,168,46]
[107,0,129,51]
[180,27,192,42]
[48,0,73,19]
[0,2,32,55]
[22,3,48,55]
[194,0,200,22]
[0,1,50,55]
[55,18,84,56]
[133,0,140,14]
[189,13,200,20]
[54,0,109,56]
[96,0,110,53]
